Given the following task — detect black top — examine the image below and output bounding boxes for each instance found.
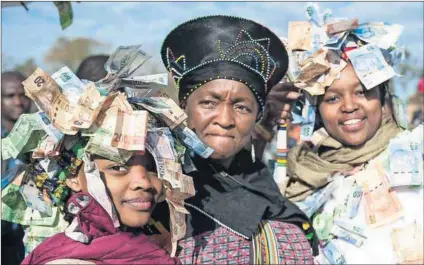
[152,149,319,256]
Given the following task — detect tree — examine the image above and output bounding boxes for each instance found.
[12,58,38,77]
[44,37,108,72]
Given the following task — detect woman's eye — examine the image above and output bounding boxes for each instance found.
[234,104,252,114]
[324,96,339,103]
[199,100,217,108]
[356,90,366,97]
[109,165,128,173]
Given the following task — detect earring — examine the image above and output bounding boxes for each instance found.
[251,142,256,163]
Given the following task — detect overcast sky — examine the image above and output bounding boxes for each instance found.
[2,1,423,98]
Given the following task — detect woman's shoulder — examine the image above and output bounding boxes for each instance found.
[45,259,95,264]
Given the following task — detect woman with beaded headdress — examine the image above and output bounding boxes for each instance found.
[0,47,194,264]
[149,15,320,264]
[279,3,423,264]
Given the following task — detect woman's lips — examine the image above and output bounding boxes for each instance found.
[339,118,366,132]
[123,196,153,211]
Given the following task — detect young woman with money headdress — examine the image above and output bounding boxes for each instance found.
[149,15,320,264]
[1,62,187,264]
[281,4,423,264]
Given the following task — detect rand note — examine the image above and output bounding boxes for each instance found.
[51,66,86,104]
[1,113,45,159]
[71,83,106,129]
[388,141,423,187]
[352,22,404,50]
[172,124,214,159]
[288,21,312,51]
[347,44,397,90]
[361,166,404,227]
[391,221,424,264]
[53,1,73,30]
[326,18,358,35]
[111,109,148,151]
[321,241,346,264]
[128,96,187,129]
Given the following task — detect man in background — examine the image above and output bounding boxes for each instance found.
[76,54,109,82]
[1,71,32,265]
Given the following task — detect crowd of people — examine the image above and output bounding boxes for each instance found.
[1,3,423,265]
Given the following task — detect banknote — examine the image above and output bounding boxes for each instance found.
[19,178,53,216]
[313,213,334,240]
[168,202,187,257]
[85,128,133,165]
[23,68,79,134]
[391,221,424,264]
[321,240,346,264]
[172,124,214,159]
[106,45,141,74]
[23,214,69,255]
[352,22,404,50]
[347,44,397,90]
[51,66,86,104]
[71,83,106,129]
[300,96,317,141]
[296,178,339,218]
[22,68,62,116]
[322,50,347,87]
[36,112,64,143]
[346,183,362,218]
[1,113,45,159]
[326,18,358,35]
[305,2,324,26]
[1,164,27,190]
[32,135,60,159]
[111,109,148,151]
[288,21,311,51]
[310,24,329,54]
[361,167,404,227]
[324,32,348,50]
[49,93,79,135]
[333,219,366,238]
[119,48,152,78]
[128,96,187,129]
[391,95,409,130]
[297,49,330,83]
[388,141,423,187]
[332,177,355,219]
[83,154,120,227]
[53,1,73,30]
[331,225,364,248]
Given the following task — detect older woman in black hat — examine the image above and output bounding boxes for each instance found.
[151,15,318,264]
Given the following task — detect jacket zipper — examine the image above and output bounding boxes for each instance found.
[184,202,249,240]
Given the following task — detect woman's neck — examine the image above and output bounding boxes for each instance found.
[211,156,234,170]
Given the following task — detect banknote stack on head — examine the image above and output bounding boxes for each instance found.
[283,2,407,143]
[1,45,209,257]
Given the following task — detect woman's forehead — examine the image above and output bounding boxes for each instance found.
[196,79,256,100]
[327,64,362,92]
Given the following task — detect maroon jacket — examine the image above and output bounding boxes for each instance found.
[22,193,180,265]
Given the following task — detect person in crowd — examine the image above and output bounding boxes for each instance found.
[282,6,423,264]
[152,15,318,264]
[1,71,32,265]
[407,75,424,128]
[75,55,109,82]
[2,67,183,264]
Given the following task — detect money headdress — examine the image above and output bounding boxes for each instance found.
[1,45,208,257]
[285,2,407,140]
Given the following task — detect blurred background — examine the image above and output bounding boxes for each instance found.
[1,1,424,124]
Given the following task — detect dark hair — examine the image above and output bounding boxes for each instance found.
[1,71,26,83]
[75,55,109,82]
